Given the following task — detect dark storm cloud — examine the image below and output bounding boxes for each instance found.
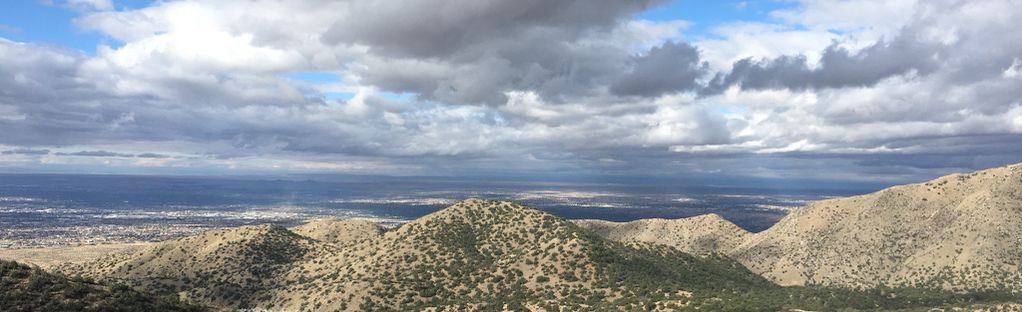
[354,36,636,105]
[56,150,134,157]
[611,42,707,97]
[702,34,944,94]
[324,0,699,105]
[322,0,664,58]
[1,148,50,155]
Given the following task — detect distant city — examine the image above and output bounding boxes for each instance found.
[0,173,871,248]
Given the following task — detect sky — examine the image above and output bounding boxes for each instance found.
[1,0,1021,184]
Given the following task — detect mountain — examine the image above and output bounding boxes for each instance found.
[58,199,777,311]
[573,214,751,256]
[733,163,1022,291]
[1,259,203,311]
[283,199,778,311]
[51,197,1022,310]
[579,163,1022,292]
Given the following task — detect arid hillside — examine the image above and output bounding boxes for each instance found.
[57,224,334,309]
[1,259,203,311]
[734,163,1022,291]
[290,218,385,245]
[573,214,751,255]
[58,199,780,311]
[579,163,1022,292]
[35,196,1022,310]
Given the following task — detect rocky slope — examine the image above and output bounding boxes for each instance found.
[579,163,1022,292]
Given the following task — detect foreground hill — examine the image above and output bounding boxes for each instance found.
[734,163,1022,291]
[1,259,203,311]
[578,163,1022,292]
[58,224,333,309]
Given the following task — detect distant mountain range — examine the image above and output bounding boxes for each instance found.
[3,164,1022,310]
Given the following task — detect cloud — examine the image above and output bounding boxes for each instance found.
[56,150,134,157]
[135,153,171,159]
[701,33,943,94]
[1,0,1020,181]
[319,0,695,105]
[611,42,707,97]
[321,0,664,58]
[1,149,50,155]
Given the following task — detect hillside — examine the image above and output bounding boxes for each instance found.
[57,224,333,309]
[574,214,751,256]
[1,259,204,312]
[275,199,775,311]
[290,218,385,245]
[51,198,1022,310]
[732,163,1022,291]
[581,163,1022,292]
[58,199,780,310]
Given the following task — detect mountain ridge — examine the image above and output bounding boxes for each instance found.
[57,199,781,310]
[18,163,1022,310]
[577,163,1022,291]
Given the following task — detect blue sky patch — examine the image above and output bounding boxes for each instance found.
[641,0,796,39]
[283,71,342,83]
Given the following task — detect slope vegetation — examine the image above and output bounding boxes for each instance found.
[58,224,331,309]
[574,214,751,255]
[60,199,777,311]
[253,199,775,311]
[55,197,1022,310]
[1,259,203,312]
[733,163,1022,291]
[290,218,384,245]
[580,163,1022,292]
